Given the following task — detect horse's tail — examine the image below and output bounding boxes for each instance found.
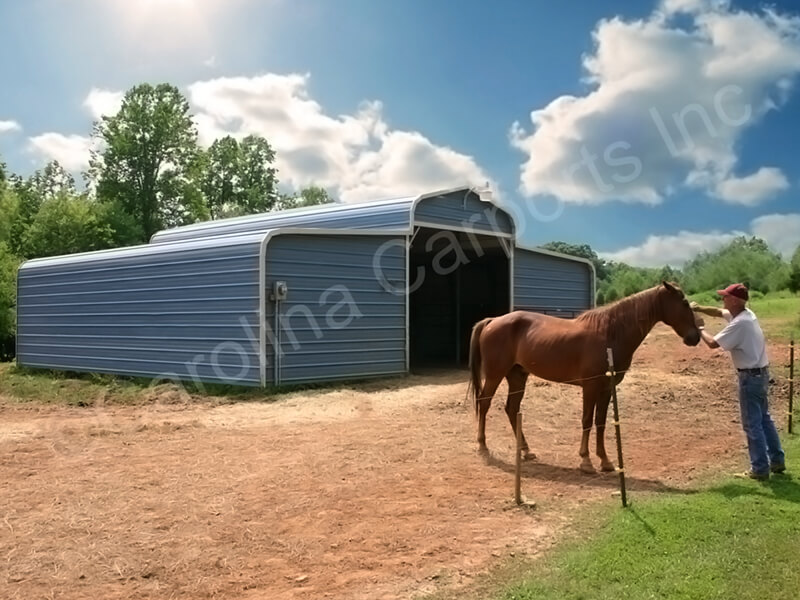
[467,317,493,416]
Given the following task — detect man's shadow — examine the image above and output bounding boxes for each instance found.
[710,473,800,504]
[482,451,699,495]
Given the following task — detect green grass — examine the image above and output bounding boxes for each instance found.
[488,435,800,600]
[428,293,800,600]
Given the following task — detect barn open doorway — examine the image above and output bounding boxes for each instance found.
[408,227,510,370]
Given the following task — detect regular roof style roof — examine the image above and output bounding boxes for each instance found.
[150,194,419,244]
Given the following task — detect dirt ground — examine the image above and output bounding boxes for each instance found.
[0,324,794,600]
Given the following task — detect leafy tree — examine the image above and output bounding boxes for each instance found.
[89,83,200,241]
[237,134,279,213]
[201,135,240,219]
[682,236,788,294]
[0,242,19,361]
[539,241,609,280]
[789,245,800,293]
[279,185,335,210]
[25,161,76,201]
[199,134,279,219]
[20,194,117,258]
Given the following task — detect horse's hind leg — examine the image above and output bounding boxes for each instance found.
[579,386,598,474]
[504,365,535,460]
[477,375,502,455]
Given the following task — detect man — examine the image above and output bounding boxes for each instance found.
[692,283,786,481]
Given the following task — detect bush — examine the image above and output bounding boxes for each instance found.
[0,243,20,361]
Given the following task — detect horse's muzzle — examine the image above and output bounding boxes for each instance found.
[684,329,701,346]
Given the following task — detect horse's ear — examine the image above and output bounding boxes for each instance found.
[662,280,677,293]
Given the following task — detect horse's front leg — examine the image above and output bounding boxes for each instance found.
[594,390,615,472]
[579,388,596,473]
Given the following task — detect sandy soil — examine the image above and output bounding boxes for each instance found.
[0,324,793,600]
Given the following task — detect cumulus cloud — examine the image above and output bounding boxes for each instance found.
[750,213,800,258]
[710,167,790,205]
[600,230,745,267]
[187,73,492,202]
[0,120,21,134]
[511,1,800,206]
[27,133,94,173]
[600,212,800,267]
[83,88,124,120]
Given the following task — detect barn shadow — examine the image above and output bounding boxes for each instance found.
[482,451,699,496]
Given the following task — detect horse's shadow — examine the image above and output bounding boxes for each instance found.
[482,451,699,496]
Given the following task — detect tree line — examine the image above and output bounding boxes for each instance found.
[0,82,333,359]
[541,238,800,305]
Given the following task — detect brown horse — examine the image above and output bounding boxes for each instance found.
[467,281,701,473]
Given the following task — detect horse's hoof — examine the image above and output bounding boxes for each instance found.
[477,445,490,457]
[600,462,615,472]
[580,462,596,474]
[523,451,537,462]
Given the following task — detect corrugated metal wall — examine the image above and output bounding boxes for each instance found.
[414,191,514,235]
[16,235,266,386]
[151,197,416,244]
[513,248,593,317]
[264,233,407,384]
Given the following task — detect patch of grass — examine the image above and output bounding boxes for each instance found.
[449,434,800,600]
[0,361,412,406]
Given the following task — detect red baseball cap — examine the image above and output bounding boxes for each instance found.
[717,283,749,301]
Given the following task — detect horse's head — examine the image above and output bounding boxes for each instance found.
[658,281,701,346]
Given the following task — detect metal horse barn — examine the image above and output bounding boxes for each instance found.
[16,186,596,388]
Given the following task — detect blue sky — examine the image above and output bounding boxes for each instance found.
[1,0,799,267]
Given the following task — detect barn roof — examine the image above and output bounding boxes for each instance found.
[148,185,501,244]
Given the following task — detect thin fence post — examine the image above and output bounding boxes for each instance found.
[515,412,522,505]
[607,348,628,508]
[789,339,795,435]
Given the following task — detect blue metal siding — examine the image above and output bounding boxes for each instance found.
[17,235,265,386]
[413,191,514,235]
[513,249,593,317]
[264,233,406,384]
[151,197,415,244]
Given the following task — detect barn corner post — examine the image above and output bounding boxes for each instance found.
[606,348,628,508]
[789,338,795,435]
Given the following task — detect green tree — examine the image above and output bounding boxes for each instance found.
[89,83,201,241]
[789,245,800,293]
[539,241,609,280]
[201,135,241,219]
[0,242,20,361]
[20,194,117,258]
[238,134,279,213]
[682,236,788,294]
[279,185,335,210]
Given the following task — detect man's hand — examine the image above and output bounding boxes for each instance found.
[690,301,700,311]
[694,313,705,328]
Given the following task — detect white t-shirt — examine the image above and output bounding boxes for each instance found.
[713,308,769,369]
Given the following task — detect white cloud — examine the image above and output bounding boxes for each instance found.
[751,213,800,258]
[0,120,21,134]
[27,133,94,173]
[187,73,492,202]
[511,2,800,206]
[83,88,124,120]
[710,167,789,205]
[600,230,744,267]
[600,212,800,267]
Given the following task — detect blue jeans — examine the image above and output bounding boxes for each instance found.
[738,368,785,475]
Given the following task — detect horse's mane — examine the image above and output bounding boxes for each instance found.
[576,285,662,342]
